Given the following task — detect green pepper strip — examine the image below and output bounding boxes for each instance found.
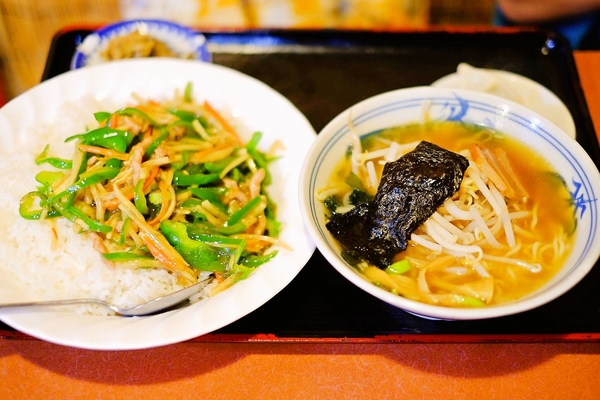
[240,251,279,268]
[68,206,112,233]
[35,145,73,169]
[160,221,226,271]
[189,232,246,247]
[166,120,199,139]
[49,195,112,233]
[190,233,247,265]
[115,107,159,127]
[188,187,227,210]
[266,217,281,238]
[173,171,221,187]
[41,165,121,206]
[65,127,133,153]
[224,196,262,227]
[133,178,149,214]
[168,109,198,122]
[94,111,111,124]
[145,130,169,158]
[181,197,227,215]
[119,217,131,246]
[214,222,246,235]
[19,192,59,220]
[245,132,272,186]
[171,150,194,170]
[264,193,280,237]
[246,131,262,153]
[204,156,237,174]
[102,252,154,262]
[35,171,65,191]
[228,264,252,282]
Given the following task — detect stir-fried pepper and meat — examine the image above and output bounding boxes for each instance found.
[19,84,284,294]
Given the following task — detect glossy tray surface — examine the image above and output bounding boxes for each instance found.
[4,28,599,342]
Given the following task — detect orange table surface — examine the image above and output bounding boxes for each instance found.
[2,51,600,400]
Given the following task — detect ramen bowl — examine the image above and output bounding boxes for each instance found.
[299,86,600,320]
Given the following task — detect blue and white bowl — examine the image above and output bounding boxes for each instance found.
[299,86,600,320]
[71,19,210,69]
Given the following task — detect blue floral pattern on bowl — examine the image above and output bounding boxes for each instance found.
[71,19,210,69]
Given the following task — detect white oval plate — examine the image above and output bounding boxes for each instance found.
[431,63,576,138]
[0,58,316,350]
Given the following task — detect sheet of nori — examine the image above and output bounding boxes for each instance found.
[326,141,469,268]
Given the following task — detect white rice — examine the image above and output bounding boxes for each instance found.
[0,96,205,316]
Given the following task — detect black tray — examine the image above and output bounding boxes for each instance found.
[3,27,600,343]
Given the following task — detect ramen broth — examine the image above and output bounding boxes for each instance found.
[321,121,576,307]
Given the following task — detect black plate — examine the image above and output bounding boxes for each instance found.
[3,27,599,342]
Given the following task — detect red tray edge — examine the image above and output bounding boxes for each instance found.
[2,331,600,344]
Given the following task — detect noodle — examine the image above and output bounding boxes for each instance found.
[320,121,576,307]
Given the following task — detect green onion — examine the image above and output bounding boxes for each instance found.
[461,297,486,308]
[345,172,366,191]
[385,259,411,275]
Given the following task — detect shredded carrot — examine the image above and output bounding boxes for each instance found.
[147,180,171,226]
[203,101,242,144]
[469,143,511,196]
[214,271,225,282]
[109,113,119,128]
[142,125,153,140]
[104,186,135,210]
[144,167,160,191]
[492,147,529,199]
[78,144,129,160]
[103,168,158,211]
[139,231,194,283]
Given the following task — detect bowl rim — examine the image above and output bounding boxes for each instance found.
[71,18,211,69]
[299,85,600,320]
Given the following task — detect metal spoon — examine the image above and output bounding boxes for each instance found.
[0,279,209,317]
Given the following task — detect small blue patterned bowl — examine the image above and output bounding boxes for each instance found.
[71,19,210,69]
[299,86,600,320]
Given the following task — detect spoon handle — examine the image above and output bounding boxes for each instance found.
[0,298,112,309]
